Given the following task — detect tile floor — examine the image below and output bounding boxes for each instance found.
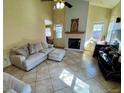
[4,50,121,93]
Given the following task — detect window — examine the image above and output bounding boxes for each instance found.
[45,27,51,37]
[92,22,104,40]
[55,24,63,38]
[106,19,121,44]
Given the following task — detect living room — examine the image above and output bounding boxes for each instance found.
[3,0,121,93]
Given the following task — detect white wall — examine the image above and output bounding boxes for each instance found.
[65,0,89,32]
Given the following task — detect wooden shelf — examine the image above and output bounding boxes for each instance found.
[65,32,84,34]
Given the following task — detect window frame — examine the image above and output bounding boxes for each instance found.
[92,22,104,41]
[55,24,63,39]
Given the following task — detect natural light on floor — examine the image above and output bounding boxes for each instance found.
[59,69,74,86]
[59,69,90,93]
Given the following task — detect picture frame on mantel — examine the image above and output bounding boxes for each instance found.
[70,18,79,32]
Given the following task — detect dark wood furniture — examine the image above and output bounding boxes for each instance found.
[46,37,53,44]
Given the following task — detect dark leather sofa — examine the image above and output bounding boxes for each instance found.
[97,47,121,81]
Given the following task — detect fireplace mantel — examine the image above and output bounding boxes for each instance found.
[65,32,84,34]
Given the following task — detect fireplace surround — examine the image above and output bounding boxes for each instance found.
[65,32,85,52]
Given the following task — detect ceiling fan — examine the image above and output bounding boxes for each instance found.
[41,0,72,9]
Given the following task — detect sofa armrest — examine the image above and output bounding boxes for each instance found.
[5,89,17,93]
[10,55,26,67]
[48,44,54,48]
[3,72,31,93]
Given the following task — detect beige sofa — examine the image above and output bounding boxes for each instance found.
[10,42,55,71]
[3,72,31,93]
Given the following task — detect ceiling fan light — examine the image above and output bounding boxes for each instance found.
[60,2,64,9]
[56,2,60,9]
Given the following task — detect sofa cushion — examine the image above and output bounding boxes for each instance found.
[48,44,53,48]
[3,72,31,93]
[24,53,46,67]
[42,42,49,49]
[41,48,55,55]
[5,89,17,93]
[14,46,29,58]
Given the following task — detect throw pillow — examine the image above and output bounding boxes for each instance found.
[28,43,37,55]
[14,46,29,57]
[34,43,44,52]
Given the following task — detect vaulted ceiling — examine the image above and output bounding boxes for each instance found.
[89,0,120,9]
[42,0,121,9]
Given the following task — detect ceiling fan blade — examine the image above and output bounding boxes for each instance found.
[64,1,72,8]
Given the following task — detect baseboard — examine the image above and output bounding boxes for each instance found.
[54,46,64,49]
[64,48,83,53]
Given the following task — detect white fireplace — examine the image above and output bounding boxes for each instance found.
[65,33,85,52]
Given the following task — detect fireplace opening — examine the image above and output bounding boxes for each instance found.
[68,38,81,49]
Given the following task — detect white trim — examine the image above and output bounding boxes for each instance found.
[65,33,85,52]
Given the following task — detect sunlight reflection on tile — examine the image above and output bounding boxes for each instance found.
[74,78,90,93]
[59,69,74,86]
[86,65,97,77]
[59,69,90,93]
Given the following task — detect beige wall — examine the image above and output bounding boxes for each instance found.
[85,2,121,42]
[109,2,121,45]
[111,2,121,19]
[85,5,111,41]
[53,9,65,47]
[3,0,53,67]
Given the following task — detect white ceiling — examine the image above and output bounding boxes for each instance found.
[65,0,120,9]
[89,0,120,9]
[46,0,120,9]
